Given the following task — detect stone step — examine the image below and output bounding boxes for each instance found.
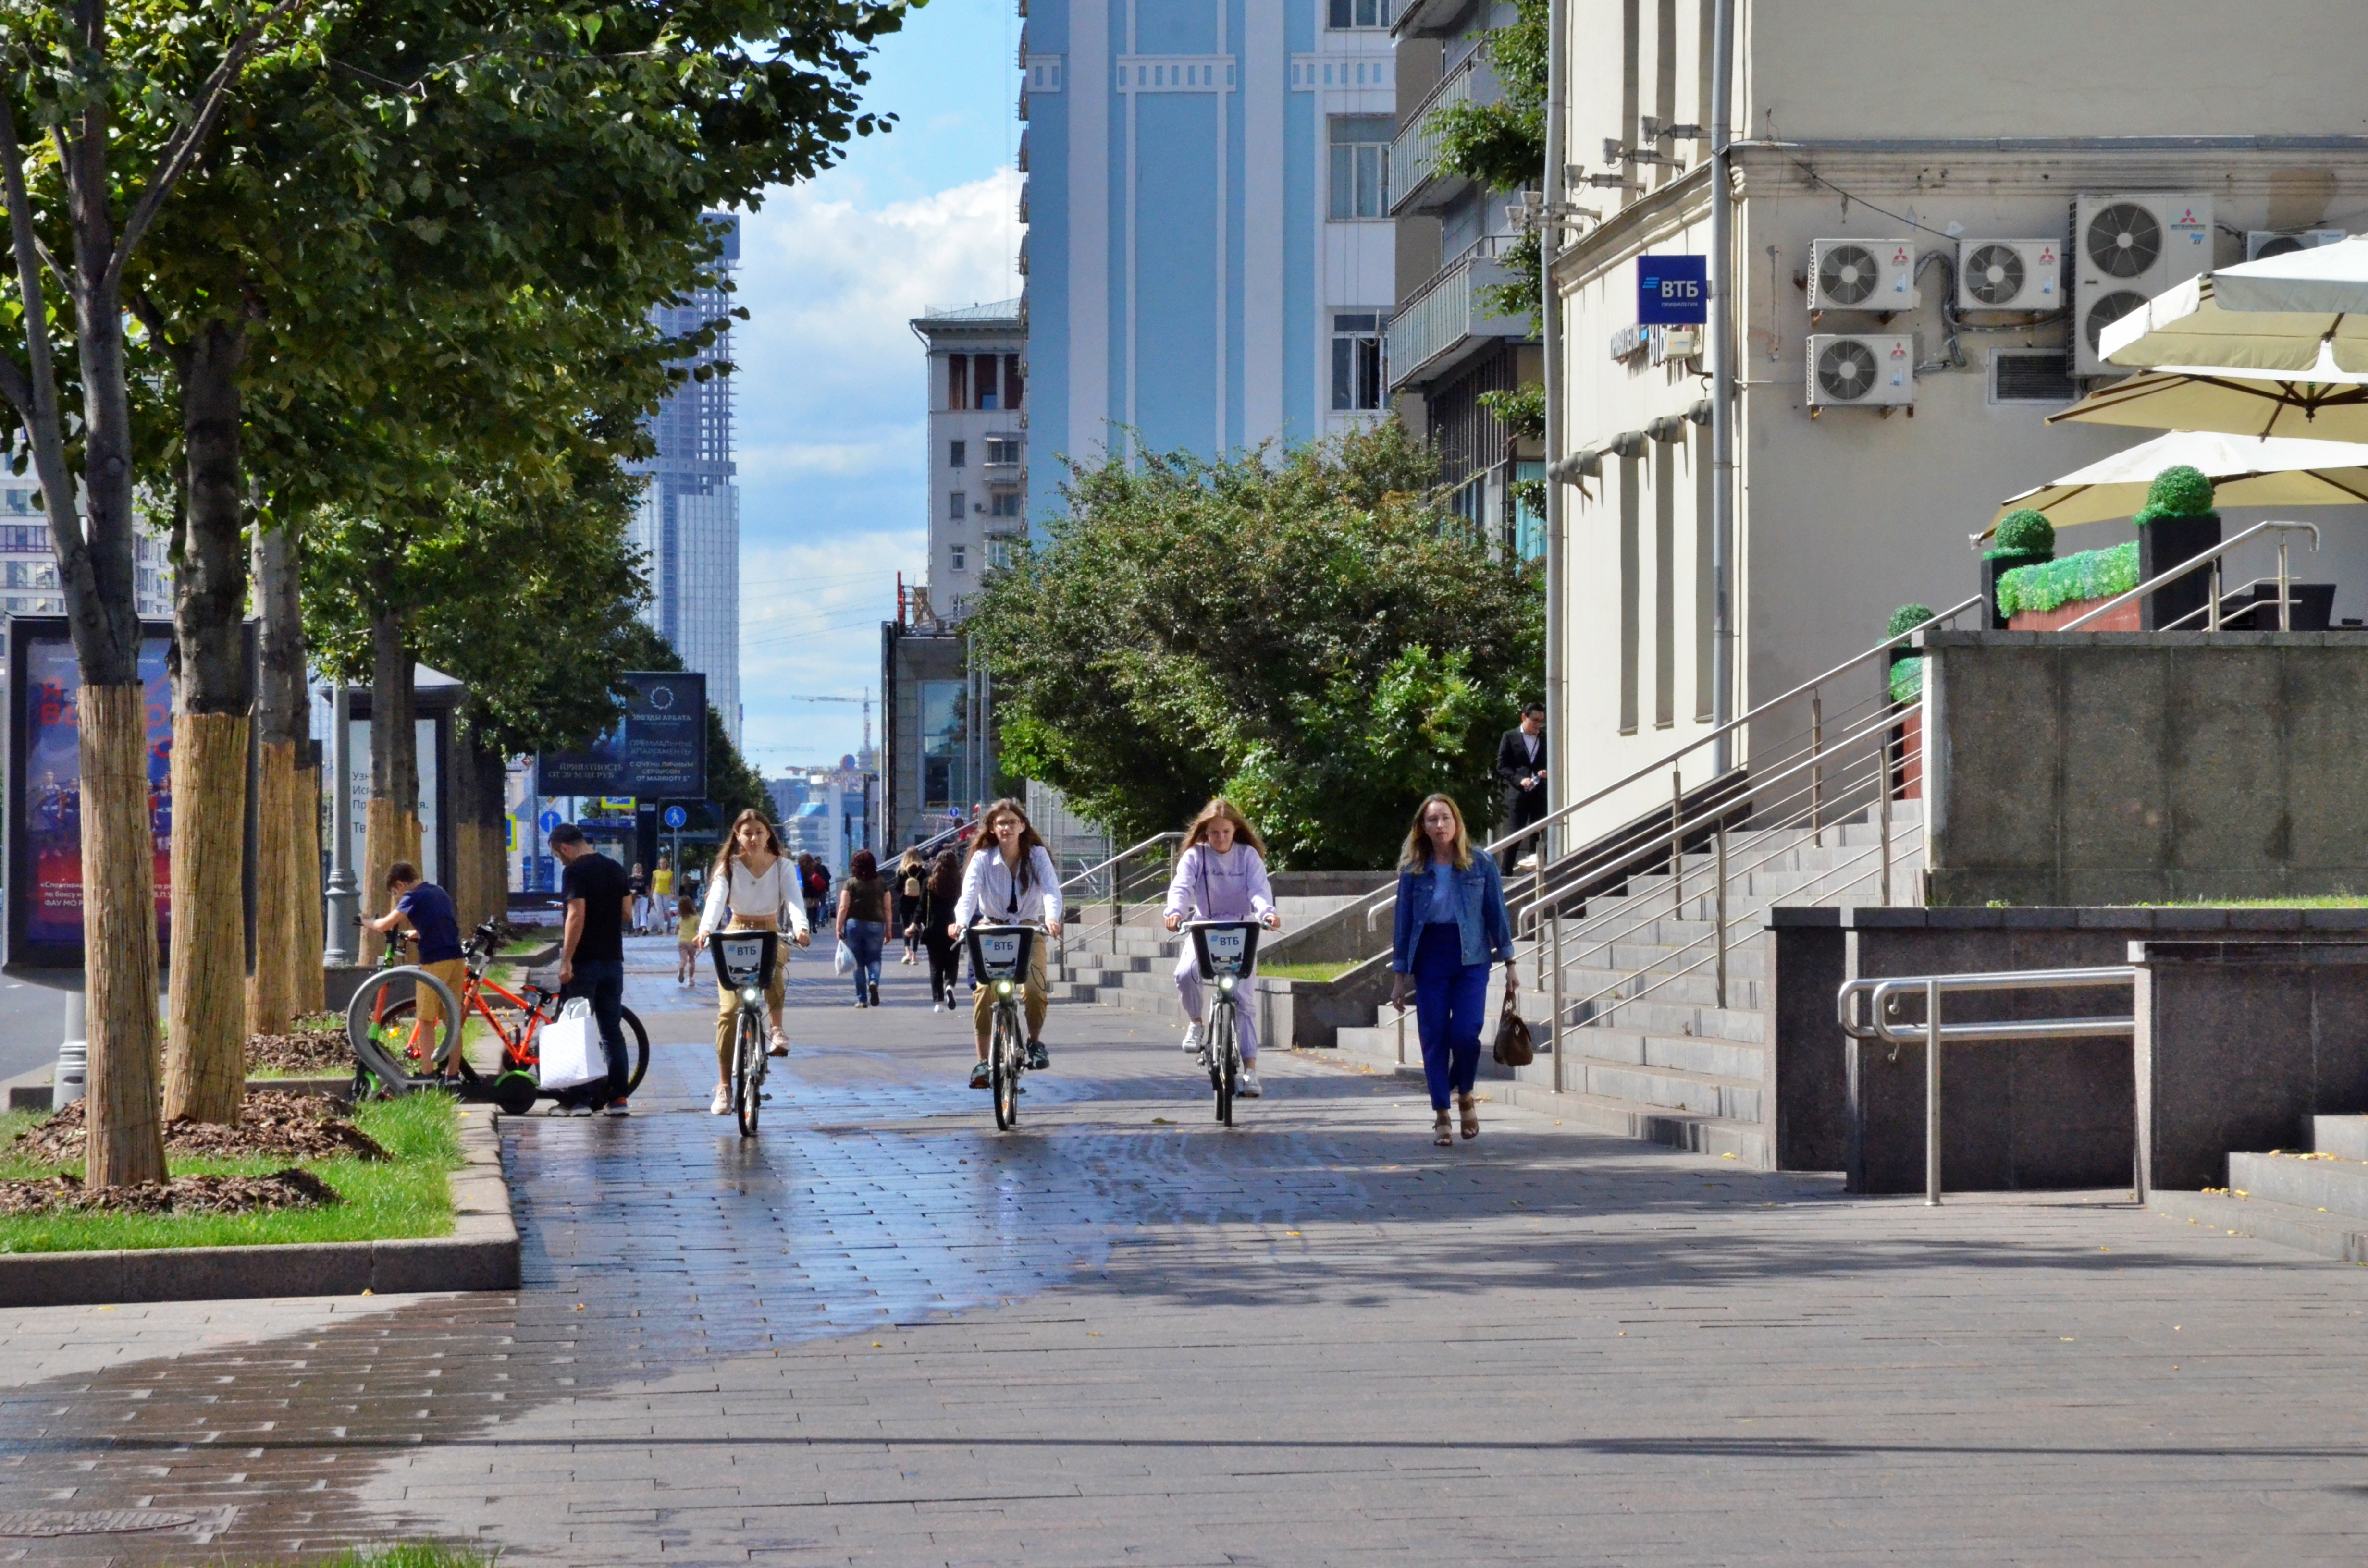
[2148,1188,2368,1264]
[1555,967,1771,1013]
[1335,1023,1762,1121]
[2226,1150,2368,1220]
[1551,1023,1767,1084]
[1375,992,1767,1048]
[2314,1116,2368,1162]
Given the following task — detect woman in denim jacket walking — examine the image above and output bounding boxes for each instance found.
[1390,793,1517,1146]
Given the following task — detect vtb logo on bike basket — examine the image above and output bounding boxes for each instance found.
[1201,927,1250,976]
[718,935,769,987]
[975,931,1026,978]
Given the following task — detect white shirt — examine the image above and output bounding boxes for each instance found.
[697,857,813,941]
[953,845,1064,928]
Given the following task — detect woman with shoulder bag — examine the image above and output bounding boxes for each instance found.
[836,850,890,1008]
[917,850,964,1012]
[895,847,925,965]
[1388,793,1517,1147]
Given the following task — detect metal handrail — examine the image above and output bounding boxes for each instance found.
[2157,574,2311,633]
[2058,520,2322,631]
[1838,966,2138,1206]
[1057,831,1184,896]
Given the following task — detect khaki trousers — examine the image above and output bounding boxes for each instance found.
[973,932,1050,1053]
[416,958,469,1063]
[714,917,789,1083]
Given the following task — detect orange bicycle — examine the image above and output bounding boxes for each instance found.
[356,918,649,1114]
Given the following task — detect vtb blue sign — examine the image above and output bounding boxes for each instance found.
[1637,254,1708,325]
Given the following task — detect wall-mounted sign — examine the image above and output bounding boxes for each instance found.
[1637,254,1709,325]
[535,671,707,799]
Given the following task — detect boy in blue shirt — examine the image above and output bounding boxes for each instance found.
[365,861,467,1046]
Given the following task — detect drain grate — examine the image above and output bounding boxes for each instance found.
[0,1508,198,1537]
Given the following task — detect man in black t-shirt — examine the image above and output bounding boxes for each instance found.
[552,822,634,1115]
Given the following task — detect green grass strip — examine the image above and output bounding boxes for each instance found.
[1258,960,1360,983]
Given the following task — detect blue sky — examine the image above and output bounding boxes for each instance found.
[728,0,1023,776]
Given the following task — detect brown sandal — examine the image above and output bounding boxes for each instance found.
[1433,1112,1454,1147]
[1459,1094,1480,1140]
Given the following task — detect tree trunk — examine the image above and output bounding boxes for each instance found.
[80,684,168,1187]
[247,523,308,1035]
[450,715,509,932]
[293,755,325,1014]
[362,609,420,963]
[164,322,252,1124]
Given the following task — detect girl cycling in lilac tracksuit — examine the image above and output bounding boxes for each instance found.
[1161,798,1284,1098]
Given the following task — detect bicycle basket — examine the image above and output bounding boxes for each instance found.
[966,924,1034,983]
[1188,920,1261,981]
[710,929,778,992]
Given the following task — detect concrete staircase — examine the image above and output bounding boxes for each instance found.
[1329,808,1920,1168]
[2152,1117,2368,1262]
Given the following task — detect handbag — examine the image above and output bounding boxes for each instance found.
[538,998,604,1091]
[1492,993,1535,1068]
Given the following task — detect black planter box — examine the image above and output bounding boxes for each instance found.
[2138,513,2220,630]
[1983,551,2047,629]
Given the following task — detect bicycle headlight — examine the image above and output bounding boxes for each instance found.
[740,986,762,1006]
[1217,975,1235,993]
[995,979,1015,996]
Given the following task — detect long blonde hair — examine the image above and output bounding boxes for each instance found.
[1399,793,1472,871]
[1182,796,1267,857]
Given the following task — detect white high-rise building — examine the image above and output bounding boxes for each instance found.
[631,213,742,742]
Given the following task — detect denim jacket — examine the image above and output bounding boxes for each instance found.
[1390,853,1515,972]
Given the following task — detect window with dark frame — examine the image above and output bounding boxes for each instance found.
[1327,0,1393,27]
[1330,313,1388,411]
[950,440,966,468]
[949,491,966,520]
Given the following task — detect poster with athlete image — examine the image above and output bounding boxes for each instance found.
[5,618,176,971]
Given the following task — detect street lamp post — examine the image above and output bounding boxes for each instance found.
[322,682,358,966]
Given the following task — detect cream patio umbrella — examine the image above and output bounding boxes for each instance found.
[2046,369,2368,441]
[2094,237,2368,377]
[1989,429,2368,530]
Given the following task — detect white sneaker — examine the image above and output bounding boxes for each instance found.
[933,1001,945,1013]
[1181,1021,1204,1055]
[1237,1069,1262,1098]
[709,1084,731,1115]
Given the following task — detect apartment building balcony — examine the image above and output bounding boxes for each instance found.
[1387,237,1535,392]
[1388,52,1497,218]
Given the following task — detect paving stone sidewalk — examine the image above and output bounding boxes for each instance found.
[5,937,2368,1565]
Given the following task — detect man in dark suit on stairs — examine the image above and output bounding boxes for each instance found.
[1496,703,1548,873]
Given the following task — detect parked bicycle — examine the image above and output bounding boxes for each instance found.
[713,927,780,1138]
[1185,920,1261,1126]
[349,918,649,1114]
[968,924,1036,1130]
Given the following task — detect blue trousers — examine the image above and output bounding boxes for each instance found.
[845,919,885,999]
[1412,923,1491,1111]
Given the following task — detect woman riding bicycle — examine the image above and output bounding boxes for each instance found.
[1161,798,1283,1098]
[696,808,812,1115]
[950,797,1063,1089]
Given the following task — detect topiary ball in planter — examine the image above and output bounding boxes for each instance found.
[1987,509,2055,561]
[1886,603,1934,665]
[2130,464,2222,628]
[2131,464,2217,527]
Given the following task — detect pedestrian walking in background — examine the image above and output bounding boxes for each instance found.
[837,849,889,1008]
[629,861,651,934]
[698,810,812,1115]
[1161,798,1283,1098]
[1496,703,1549,873]
[652,856,675,906]
[674,891,698,985]
[548,823,637,1116]
[1389,794,1517,1147]
[363,860,466,1048]
[950,797,1064,1086]
[918,849,963,1011]
[798,852,831,932]
[895,847,926,965]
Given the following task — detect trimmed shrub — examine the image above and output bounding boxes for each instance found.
[1987,508,2055,561]
[1886,603,1936,639]
[2132,464,2217,527]
[1995,541,2140,619]
[1889,657,1923,705]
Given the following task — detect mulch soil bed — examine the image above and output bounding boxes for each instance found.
[0,1167,338,1217]
[245,1023,352,1076]
[10,1091,389,1166]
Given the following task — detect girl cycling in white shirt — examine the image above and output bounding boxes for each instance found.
[950,797,1064,1088]
[696,809,812,1115]
[1161,798,1283,1097]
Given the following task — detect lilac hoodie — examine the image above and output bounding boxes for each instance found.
[1161,842,1276,925]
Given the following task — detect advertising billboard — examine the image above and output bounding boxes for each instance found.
[6,618,175,971]
[534,671,707,799]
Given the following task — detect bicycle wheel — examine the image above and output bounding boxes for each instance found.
[1211,1002,1235,1127]
[991,1005,1021,1131]
[735,1010,763,1138]
[373,998,483,1082]
[618,1007,651,1096]
[344,967,459,1096]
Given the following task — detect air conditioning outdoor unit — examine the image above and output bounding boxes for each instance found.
[1956,238,2063,312]
[2072,193,2213,376]
[1807,333,1916,409]
[2246,228,2347,260]
[1809,237,1919,314]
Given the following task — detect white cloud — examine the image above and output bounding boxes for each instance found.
[735,528,925,773]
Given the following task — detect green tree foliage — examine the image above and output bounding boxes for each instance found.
[972,424,1544,870]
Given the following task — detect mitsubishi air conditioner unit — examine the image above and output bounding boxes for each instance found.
[2247,228,2347,260]
[1956,238,2063,312]
[1809,237,1919,315]
[1807,334,1916,409]
[2073,193,2213,376]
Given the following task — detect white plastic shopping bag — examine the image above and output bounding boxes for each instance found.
[538,998,603,1090]
[833,938,854,976]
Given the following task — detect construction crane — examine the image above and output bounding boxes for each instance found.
[775,691,872,757]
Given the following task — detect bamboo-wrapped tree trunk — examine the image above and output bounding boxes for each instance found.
[362,609,420,963]
[164,322,252,1125]
[81,684,168,1185]
[247,521,308,1035]
[293,751,325,1014]
[450,715,510,932]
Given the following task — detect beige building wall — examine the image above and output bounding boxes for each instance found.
[1549,1,2368,844]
